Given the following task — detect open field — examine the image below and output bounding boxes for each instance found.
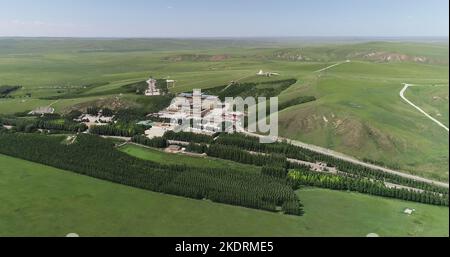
[119,144,260,173]
[0,38,448,181]
[0,154,448,237]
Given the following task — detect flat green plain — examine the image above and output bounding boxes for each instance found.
[119,144,260,173]
[0,154,448,237]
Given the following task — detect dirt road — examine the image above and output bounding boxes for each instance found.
[400,84,449,132]
[315,60,351,73]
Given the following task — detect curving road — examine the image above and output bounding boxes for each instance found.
[400,84,449,133]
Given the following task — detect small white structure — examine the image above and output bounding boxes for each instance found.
[404,208,415,215]
[256,70,280,77]
[145,78,161,96]
[29,106,55,115]
[166,79,176,88]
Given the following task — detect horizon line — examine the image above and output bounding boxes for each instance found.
[0,35,449,40]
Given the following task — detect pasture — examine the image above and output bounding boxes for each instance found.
[0,154,447,237]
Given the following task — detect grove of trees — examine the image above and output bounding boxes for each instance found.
[214,133,448,194]
[0,133,302,215]
[90,124,145,137]
[289,169,448,206]
[132,135,168,148]
[163,131,214,144]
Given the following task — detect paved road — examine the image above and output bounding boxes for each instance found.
[240,129,449,188]
[400,84,449,132]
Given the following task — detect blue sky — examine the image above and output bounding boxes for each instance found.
[0,0,448,37]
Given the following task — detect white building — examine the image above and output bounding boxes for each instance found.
[256,70,280,77]
[145,78,161,96]
[404,208,415,215]
[150,92,243,136]
[29,106,55,115]
[166,79,176,88]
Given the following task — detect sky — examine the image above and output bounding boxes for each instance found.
[0,0,448,38]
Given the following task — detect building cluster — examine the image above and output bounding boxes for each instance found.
[75,110,115,128]
[144,78,161,96]
[145,91,244,138]
[29,106,55,116]
[144,78,177,96]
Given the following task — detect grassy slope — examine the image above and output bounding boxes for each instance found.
[404,85,449,127]
[277,61,449,181]
[0,154,448,237]
[119,144,260,173]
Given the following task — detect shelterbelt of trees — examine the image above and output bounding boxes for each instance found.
[163,130,214,144]
[214,134,449,195]
[0,115,87,133]
[155,131,448,206]
[0,132,302,215]
[90,123,146,137]
[289,170,448,206]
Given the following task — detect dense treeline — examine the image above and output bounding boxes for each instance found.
[207,144,287,167]
[64,110,83,120]
[163,131,214,144]
[86,106,114,116]
[278,96,316,111]
[131,135,168,148]
[262,165,288,178]
[90,124,145,137]
[123,81,148,95]
[0,117,37,133]
[156,79,169,95]
[186,142,208,154]
[0,133,301,215]
[0,85,21,98]
[205,79,297,101]
[35,119,88,133]
[87,106,100,115]
[289,170,448,206]
[0,116,87,133]
[122,79,169,95]
[214,133,448,194]
[102,108,114,117]
[113,95,173,123]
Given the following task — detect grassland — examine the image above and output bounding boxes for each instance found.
[119,144,260,173]
[276,61,449,181]
[0,38,448,181]
[404,85,449,127]
[0,154,447,237]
